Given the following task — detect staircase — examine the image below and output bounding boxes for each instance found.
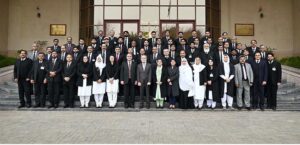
[0,78,300,111]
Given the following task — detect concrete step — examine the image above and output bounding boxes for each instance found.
[4,81,18,88]
[277,87,300,95]
[278,82,295,89]
[0,84,18,94]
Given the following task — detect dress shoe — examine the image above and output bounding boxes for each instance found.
[18,105,25,108]
[26,105,32,108]
[48,105,54,109]
[63,105,69,108]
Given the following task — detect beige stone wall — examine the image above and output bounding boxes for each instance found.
[293,0,300,56]
[221,0,298,58]
[7,0,80,57]
[0,0,9,56]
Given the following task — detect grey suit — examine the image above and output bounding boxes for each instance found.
[28,50,39,61]
[234,62,253,108]
[137,63,152,108]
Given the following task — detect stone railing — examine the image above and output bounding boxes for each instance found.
[0,65,14,84]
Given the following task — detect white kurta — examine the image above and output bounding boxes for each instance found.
[193,64,206,100]
[106,79,119,93]
[92,81,106,94]
[78,79,92,96]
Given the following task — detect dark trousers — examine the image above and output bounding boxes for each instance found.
[180,90,194,109]
[140,81,150,108]
[168,86,176,105]
[17,79,31,106]
[252,81,265,108]
[124,79,135,107]
[267,84,278,108]
[63,81,75,107]
[34,82,46,106]
[48,81,60,106]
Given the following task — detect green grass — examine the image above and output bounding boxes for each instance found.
[279,56,300,69]
[0,55,17,68]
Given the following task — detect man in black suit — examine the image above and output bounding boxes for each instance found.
[214,45,224,66]
[47,51,62,108]
[178,38,189,53]
[14,50,33,108]
[72,47,82,64]
[143,40,152,56]
[267,53,282,110]
[108,30,118,47]
[123,31,132,49]
[148,31,157,48]
[251,52,268,111]
[149,47,162,66]
[137,55,152,109]
[45,47,53,62]
[59,45,68,64]
[165,38,174,51]
[200,31,211,47]
[130,40,139,58]
[78,38,87,54]
[176,50,188,66]
[212,37,225,51]
[91,38,101,54]
[64,37,76,54]
[187,30,198,45]
[186,42,200,64]
[246,40,260,57]
[169,44,178,60]
[30,52,47,108]
[62,54,77,108]
[99,44,110,64]
[136,31,145,50]
[114,46,124,66]
[223,42,232,55]
[162,49,171,68]
[236,43,244,57]
[174,32,184,49]
[117,37,127,55]
[120,53,137,108]
[260,45,268,61]
[161,30,173,48]
[156,38,163,55]
[85,46,98,64]
[221,32,232,44]
[50,39,61,54]
[96,30,105,47]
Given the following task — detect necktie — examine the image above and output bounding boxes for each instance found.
[89,53,91,62]
[67,63,70,68]
[242,64,247,80]
[33,51,36,60]
[128,61,131,78]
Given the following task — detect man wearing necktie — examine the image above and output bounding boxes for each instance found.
[251,52,268,111]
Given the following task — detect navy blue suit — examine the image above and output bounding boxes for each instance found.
[251,59,268,109]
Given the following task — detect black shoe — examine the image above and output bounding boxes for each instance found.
[26,105,32,108]
[33,105,40,108]
[18,105,25,108]
[48,105,54,109]
[63,105,69,108]
[54,105,58,108]
[69,105,74,108]
[260,107,265,111]
[272,107,276,111]
[246,107,251,111]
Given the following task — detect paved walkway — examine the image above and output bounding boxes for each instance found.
[0,111,299,144]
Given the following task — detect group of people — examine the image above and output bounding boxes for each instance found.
[13,30,282,111]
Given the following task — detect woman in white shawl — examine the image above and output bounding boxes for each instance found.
[192,57,207,109]
[179,58,194,109]
[218,54,235,110]
[92,55,106,108]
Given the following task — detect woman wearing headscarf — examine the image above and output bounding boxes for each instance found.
[206,59,219,109]
[92,55,106,108]
[77,55,93,108]
[192,57,207,110]
[218,54,235,110]
[179,58,194,109]
[106,55,119,108]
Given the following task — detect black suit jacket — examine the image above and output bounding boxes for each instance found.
[148,37,158,48]
[93,64,106,81]
[120,61,137,84]
[46,58,62,82]
[31,60,47,82]
[62,61,77,83]
[14,58,33,80]
[50,45,61,54]
[268,60,282,85]
[136,38,145,50]
[252,59,268,83]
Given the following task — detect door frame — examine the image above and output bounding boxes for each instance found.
[104,20,140,37]
[159,20,196,35]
